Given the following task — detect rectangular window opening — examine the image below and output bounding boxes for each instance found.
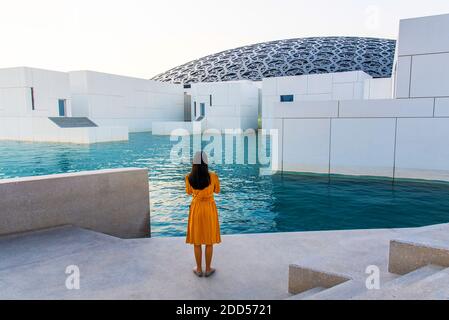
[210,95,212,106]
[280,94,294,102]
[30,87,35,110]
[200,103,205,117]
[58,99,67,117]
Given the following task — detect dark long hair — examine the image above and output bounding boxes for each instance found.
[188,151,211,190]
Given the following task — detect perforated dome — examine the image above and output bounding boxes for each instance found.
[152,37,396,84]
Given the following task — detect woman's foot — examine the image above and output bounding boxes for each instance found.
[204,268,215,277]
[193,268,203,277]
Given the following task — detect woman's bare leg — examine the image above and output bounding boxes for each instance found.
[194,245,202,272]
[205,245,213,272]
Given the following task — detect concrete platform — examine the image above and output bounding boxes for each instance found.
[1,224,449,299]
[389,225,449,274]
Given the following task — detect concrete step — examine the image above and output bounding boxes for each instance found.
[286,287,326,300]
[303,279,368,300]
[389,232,449,274]
[394,267,449,300]
[0,239,147,299]
[288,264,350,295]
[353,265,443,300]
[0,225,122,271]
[48,117,98,128]
[355,267,449,300]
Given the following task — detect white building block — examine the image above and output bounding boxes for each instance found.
[364,78,393,99]
[330,118,396,177]
[277,75,308,95]
[398,13,449,56]
[0,67,29,88]
[261,95,280,118]
[0,68,123,144]
[0,118,20,139]
[262,118,280,131]
[353,82,365,99]
[110,127,129,141]
[295,93,332,101]
[189,81,259,131]
[206,117,242,130]
[332,71,359,83]
[410,52,449,98]
[395,118,449,181]
[307,74,333,94]
[268,101,339,119]
[261,77,277,96]
[434,98,449,117]
[332,83,355,100]
[0,88,30,117]
[18,117,33,140]
[266,118,283,172]
[69,70,184,133]
[339,98,434,118]
[395,56,412,98]
[357,71,373,82]
[0,67,70,119]
[262,71,370,125]
[283,119,331,173]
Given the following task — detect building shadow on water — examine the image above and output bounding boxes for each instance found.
[270,173,449,233]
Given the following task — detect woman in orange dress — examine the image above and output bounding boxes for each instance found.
[185,151,221,277]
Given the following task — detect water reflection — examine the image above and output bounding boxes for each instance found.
[1,133,449,237]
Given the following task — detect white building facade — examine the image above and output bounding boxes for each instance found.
[0,67,127,143]
[69,71,185,133]
[189,80,259,131]
[0,67,72,118]
[152,80,259,135]
[264,13,449,182]
[262,70,375,130]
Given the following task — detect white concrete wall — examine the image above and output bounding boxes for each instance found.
[364,78,393,99]
[69,71,184,132]
[152,119,205,135]
[0,168,150,238]
[0,67,71,118]
[0,117,128,144]
[189,80,259,131]
[330,118,396,177]
[262,71,371,119]
[266,98,449,182]
[262,71,373,128]
[394,13,449,99]
[0,67,127,143]
[264,14,449,182]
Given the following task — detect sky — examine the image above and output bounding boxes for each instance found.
[0,0,448,79]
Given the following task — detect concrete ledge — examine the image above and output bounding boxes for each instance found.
[267,101,339,119]
[339,98,434,118]
[0,117,129,144]
[288,264,350,294]
[389,240,449,274]
[0,168,150,239]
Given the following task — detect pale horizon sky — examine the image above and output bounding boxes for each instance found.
[0,0,449,79]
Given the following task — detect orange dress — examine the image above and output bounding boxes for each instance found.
[185,172,221,245]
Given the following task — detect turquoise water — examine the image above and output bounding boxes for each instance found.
[1,132,449,236]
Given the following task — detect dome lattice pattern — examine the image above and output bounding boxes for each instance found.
[152,37,396,84]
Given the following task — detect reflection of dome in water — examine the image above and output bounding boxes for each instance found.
[152,37,396,84]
